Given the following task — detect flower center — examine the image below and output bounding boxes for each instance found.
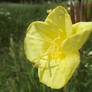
[46,35,65,61]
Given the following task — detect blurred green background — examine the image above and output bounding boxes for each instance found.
[0,0,92,92]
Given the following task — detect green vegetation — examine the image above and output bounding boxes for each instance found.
[0,3,92,92]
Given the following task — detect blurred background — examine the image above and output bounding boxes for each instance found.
[0,0,92,92]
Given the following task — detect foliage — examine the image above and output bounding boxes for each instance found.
[0,2,92,92]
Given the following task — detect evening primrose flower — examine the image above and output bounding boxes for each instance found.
[24,6,92,89]
[67,7,70,11]
[47,9,52,14]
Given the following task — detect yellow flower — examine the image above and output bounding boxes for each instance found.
[24,6,92,89]
[67,7,70,11]
[47,9,52,14]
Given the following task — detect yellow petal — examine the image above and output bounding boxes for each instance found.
[24,21,60,63]
[45,6,72,36]
[38,52,80,89]
[61,22,92,52]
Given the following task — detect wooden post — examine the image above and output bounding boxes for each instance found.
[70,0,75,24]
[81,0,85,21]
[75,0,80,22]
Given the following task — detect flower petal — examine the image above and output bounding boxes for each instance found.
[45,6,72,36]
[61,22,92,52]
[24,21,60,63]
[38,52,80,89]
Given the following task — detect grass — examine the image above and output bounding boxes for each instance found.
[0,2,92,92]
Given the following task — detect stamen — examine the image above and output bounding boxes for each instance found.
[48,59,52,77]
[32,35,61,77]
